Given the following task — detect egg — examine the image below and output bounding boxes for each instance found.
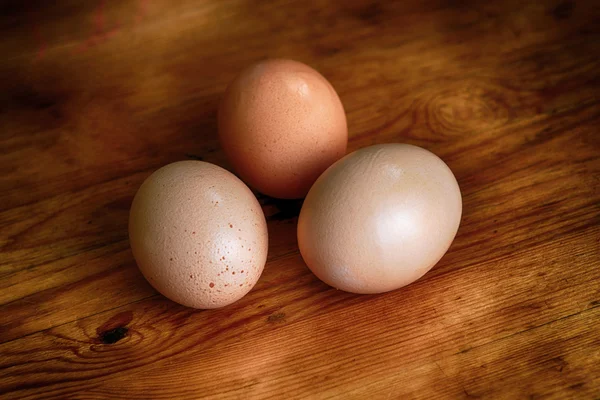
[297,144,462,294]
[218,59,348,199]
[129,161,268,309]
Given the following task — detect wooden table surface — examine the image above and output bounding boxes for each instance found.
[1,0,599,398]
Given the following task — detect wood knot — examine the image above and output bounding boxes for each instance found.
[95,311,133,344]
[99,326,129,344]
[414,80,510,138]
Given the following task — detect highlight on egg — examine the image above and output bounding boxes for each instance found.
[297,144,462,294]
[219,58,348,199]
[129,161,268,309]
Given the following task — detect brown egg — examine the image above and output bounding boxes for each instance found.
[297,144,462,294]
[218,59,347,199]
[129,161,268,309]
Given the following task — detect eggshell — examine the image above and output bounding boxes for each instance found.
[129,161,268,309]
[218,59,347,199]
[297,144,462,294]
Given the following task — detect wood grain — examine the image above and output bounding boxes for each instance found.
[1,0,599,398]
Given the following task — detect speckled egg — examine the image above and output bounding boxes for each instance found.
[129,161,268,309]
[219,58,348,199]
[297,144,462,294]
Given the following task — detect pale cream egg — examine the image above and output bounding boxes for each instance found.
[297,144,462,294]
